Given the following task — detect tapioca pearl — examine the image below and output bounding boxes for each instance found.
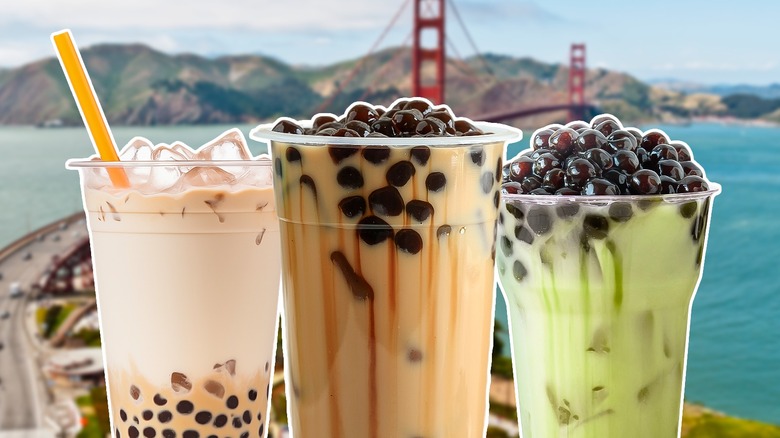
[691,215,705,242]
[207,435,217,438]
[328,145,359,164]
[345,120,371,137]
[526,207,552,235]
[494,190,500,208]
[368,186,404,216]
[232,417,243,428]
[133,416,139,424]
[498,212,505,224]
[495,157,503,183]
[128,426,139,438]
[337,166,364,189]
[213,414,228,428]
[243,410,252,424]
[299,175,318,199]
[142,410,153,421]
[274,157,282,177]
[226,395,239,409]
[513,260,528,282]
[583,215,610,239]
[406,200,433,223]
[176,400,194,415]
[410,146,431,165]
[480,171,494,194]
[130,385,141,400]
[116,429,121,438]
[505,203,524,221]
[425,172,447,192]
[203,380,225,399]
[182,431,199,438]
[195,411,212,425]
[437,225,452,239]
[120,409,128,422]
[248,390,258,402]
[408,348,423,362]
[157,411,172,423]
[285,147,302,163]
[500,236,513,256]
[556,203,579,219]
[679,202,697,219]
[257,411,262,421]
[240,432,249,438]
[258,424,264,437]
[470,146,486,166]
[362,145,391,164]
[153,394,167,406]
[265,362,270,373]
[161,430,175,438]
[514,226,534,245]
[608,203,633,222]
[386,161,416,187]
[171,372,192,393]
[143,427,156,438]
[338,196,366,219]
[395,229,423,254]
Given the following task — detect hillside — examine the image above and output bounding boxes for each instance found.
[0,43,747,127]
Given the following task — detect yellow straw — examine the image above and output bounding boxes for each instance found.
[51,29,129,188]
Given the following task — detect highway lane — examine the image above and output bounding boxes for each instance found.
[0,216,87,432]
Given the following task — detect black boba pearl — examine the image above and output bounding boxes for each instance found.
[530,148,553,160]
[363,145,391,164]
[629,170,662,195]
[607,129,638,152]
[312,114,337,130]
[500,236,513,256]
[213,414,228,428]
[526,207,552,235]
[640,131,670,152]
[542,168,565,191]
[506,203,525,221]
[259,424,265,436]
[116,429,121,438]
[659,176,678,194]
[583,214,610,239]
[595,119,621,137]
[625,127,644,144]
[650,144,679,163]
[509,156,535,182]
[248,389,258,401]
[531,127,556,150]
[590,114,621,129]
[182,431,199,438]
[657,160,684,180]
[371,118,398,137]
[157,411,172,423]
[153,394,167,406]
[369,186,404,216]
[357,216,394,245]
[425,172,447,192]
[120,410,128,422]
[406,200,434,222]
[328,145,359,164]
[195,411,212,425]
[680,161,704,177]
[533,153,561,177]
[582,178,619,196]
[530,188,551,195]
[317,121,343,133]
[161,430,175,438]
[427,110,457,134]
[454,119,484,135]
[410,146,431,166]
[337,166,364,189]
[515,225,534,244]
[603,169,629,194]
[274,157,282,177]
[142,410,153,421]
[609,203,633,222]
[521,175,542,192]
[470,146,486,166]
[243,410,252,424]
[128,426,139,438]
[240,433,249,438]
[612,150,640,174]
[403,99,433,116]
[636,147,652,168]
[414,118,446,136]
[677,175,709,193]
[565,158,597,188]
[502,182,524,194]
[333,128,361,138]
[556,187,580,195]
[395,229,423,254]
[346,104,379,124]
[316,127,337,136]
[226,395,239,409]
[680,201,698,218]
[368,132,386,138]
[513,260,528,282]
[345,120,371,137]
[565,120,590,130]
[386,161,416,186]
[494,190,500,207]
[670,141,693,161]
[583,148,613,170]
[575,129,608,152]
[300,175,317,198]
[495,157,503,182]
[176,400,194,414]
[556,203,580,218]
[549,128,578,156]
[393,109,424,135]
[232,417,243,428]
[481,171,495,193]
[143,428,156,438]
[271,119,303,135]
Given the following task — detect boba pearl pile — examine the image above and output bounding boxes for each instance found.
[271,99,487,138]
[502,114,710,196]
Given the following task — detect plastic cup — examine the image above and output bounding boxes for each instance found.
[496,187,720,438]
[68,159,281,438]
[251,122,520,437]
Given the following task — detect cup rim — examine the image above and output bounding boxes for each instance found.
[249,120,522,146]
[65,157,273,169]
[501,182,722,204]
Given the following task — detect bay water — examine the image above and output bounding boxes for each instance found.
[0,122,777,424]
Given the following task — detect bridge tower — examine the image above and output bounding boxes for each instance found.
[568,43,587,121]
[412,0,446,104]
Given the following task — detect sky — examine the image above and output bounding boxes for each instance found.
[0,0,778,85]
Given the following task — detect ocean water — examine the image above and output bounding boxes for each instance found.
[0,123,778,424]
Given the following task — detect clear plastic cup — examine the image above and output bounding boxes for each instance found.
[68,159,281,438]
[251,123,520,437]
[497,187,720,438]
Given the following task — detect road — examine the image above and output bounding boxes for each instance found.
[0,214,87,433]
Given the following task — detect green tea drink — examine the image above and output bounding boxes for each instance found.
[497,115,719,438]
[251,99,520,438]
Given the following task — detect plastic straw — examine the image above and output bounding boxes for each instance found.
[51,29,129,188]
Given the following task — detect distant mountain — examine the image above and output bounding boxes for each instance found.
[0,43,767,126]
[651,79,780,100]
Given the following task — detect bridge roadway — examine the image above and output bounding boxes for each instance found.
[0,212,87,434]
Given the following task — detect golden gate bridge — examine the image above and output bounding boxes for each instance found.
[319,0,597,123]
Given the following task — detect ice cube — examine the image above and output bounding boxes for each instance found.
[143,165,182,194]
[171,142,195,159]
[195,129,251,161]
[175,166,236,188]
[152,145,188,161]
[119,137,154,161]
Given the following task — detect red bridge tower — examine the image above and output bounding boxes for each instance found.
[568,43,587,121]
[412,0,446,104]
